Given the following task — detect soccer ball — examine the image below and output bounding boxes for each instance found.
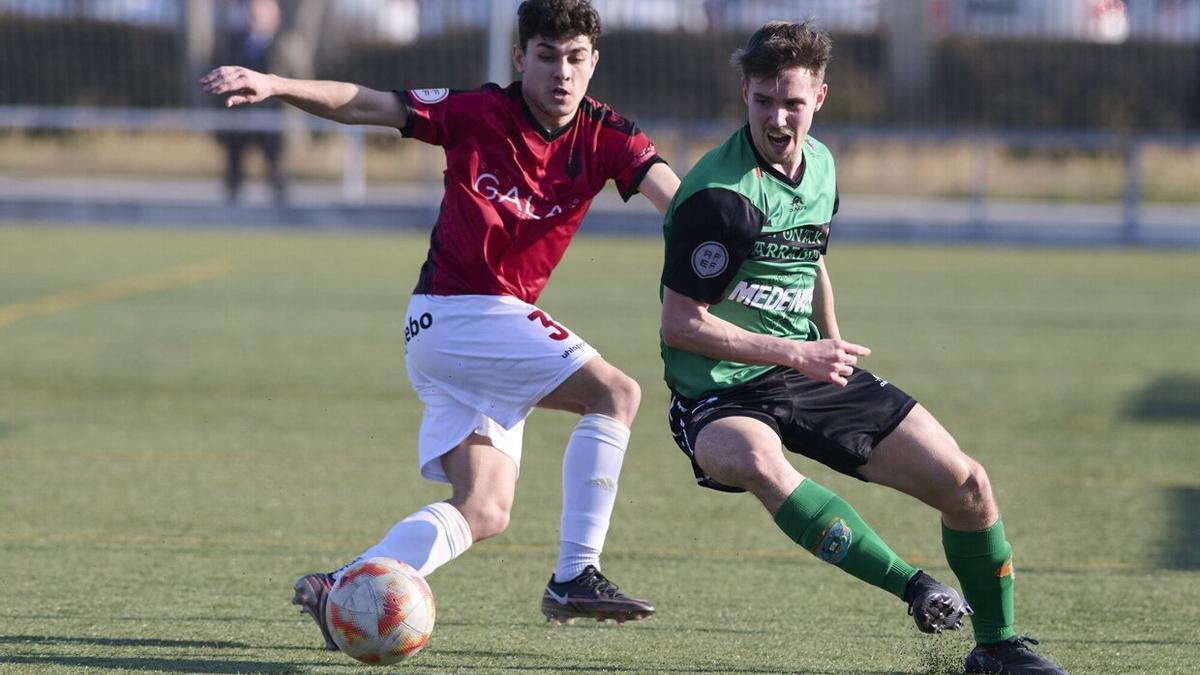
[325,557,435,665]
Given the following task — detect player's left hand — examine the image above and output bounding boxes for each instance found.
[200,66,275,107]
[791,338,870,387]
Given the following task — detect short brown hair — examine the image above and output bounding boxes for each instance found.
[517,0,602,50]
[731,21,832,81]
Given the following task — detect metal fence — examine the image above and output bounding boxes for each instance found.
[3,0,1199,126]
[1,0,1198,244]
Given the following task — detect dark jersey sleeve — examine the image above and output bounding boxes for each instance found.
[596,108,664,201]
[661,187,766,304]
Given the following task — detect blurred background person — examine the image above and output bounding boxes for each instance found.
[214,0,289,205]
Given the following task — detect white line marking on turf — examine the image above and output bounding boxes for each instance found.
[0,257,232,329]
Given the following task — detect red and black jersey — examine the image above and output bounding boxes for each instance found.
[399,82,664,304]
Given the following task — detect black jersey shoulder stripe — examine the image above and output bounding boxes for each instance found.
[676,186,767,242]
[580,96,603,122]
[580,97,643,137]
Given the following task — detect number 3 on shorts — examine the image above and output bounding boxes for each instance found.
[527,310,570,341]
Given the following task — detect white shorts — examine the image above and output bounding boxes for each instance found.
[404,294,599,483]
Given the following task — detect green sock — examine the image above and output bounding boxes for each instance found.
[943,520,1016,644]
[773,479,917,600]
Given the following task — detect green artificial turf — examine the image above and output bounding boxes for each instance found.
[1,225,1197,673]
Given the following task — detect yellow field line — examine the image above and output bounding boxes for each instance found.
[0,257,232,329]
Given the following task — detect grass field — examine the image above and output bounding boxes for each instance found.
[1,225,1198,674]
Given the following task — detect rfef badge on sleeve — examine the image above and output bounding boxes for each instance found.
[691,242,728,279]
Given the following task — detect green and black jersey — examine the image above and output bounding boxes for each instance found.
[660,125,839,400]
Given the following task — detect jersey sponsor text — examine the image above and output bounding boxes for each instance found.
[726,281,813,313]
[473,173,564,220]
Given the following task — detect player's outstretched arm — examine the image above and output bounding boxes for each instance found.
[200,66,407,128]
[638,163,681,215]
[661,286,869,387]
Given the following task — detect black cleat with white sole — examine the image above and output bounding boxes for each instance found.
[541,565,655,625]
[904,570,973,634]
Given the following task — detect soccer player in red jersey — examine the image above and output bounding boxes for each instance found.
[202,0,679,647]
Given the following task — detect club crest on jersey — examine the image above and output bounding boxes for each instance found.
[691,242,728,278]
[411,88,449,104]
[473,173,564,219]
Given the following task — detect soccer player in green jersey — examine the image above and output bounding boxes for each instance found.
[659,21,1066,675]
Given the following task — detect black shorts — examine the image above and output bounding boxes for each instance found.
[667,367,917,492]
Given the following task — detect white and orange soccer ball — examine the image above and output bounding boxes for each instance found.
[325,557,435,665]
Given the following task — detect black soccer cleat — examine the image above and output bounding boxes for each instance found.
[292,572,339,651]
[541,565,655,625]
[904,570,972,634]
[965,635,1068,674]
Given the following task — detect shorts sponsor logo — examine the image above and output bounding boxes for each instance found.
[411,88,449,104]
[813,517,852,565]
[691,242,728,278]
[561,341,586,359]
[404,312,433,343]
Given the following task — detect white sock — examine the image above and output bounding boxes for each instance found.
[554,413,629,582]
[336,501,473,579]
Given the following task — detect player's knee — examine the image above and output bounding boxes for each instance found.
[448,494,508,540]
[458,499,512,541]
[594,368,640,424]
[697,445,773,492]
[952,459,996,520]
[609,371,641,419]
[739,452,790,493]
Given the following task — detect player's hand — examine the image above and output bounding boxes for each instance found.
[792,338,870,387]
[200,66,275,107]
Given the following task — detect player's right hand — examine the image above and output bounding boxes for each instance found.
[200,66,274,107]
[792,338,870,387]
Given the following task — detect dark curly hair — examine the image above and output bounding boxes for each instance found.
[732,21,832,81]
[517,0,602,50]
